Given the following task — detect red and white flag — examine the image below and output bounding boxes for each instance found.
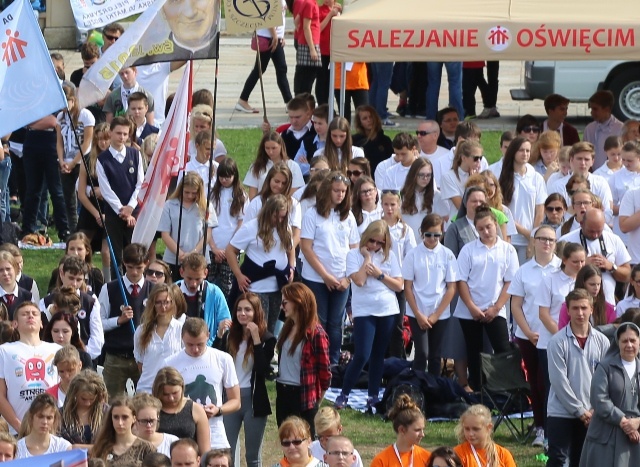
[132,62,192,247]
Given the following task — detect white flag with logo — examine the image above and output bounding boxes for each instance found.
[132,63,191,248]
[0,0,67,136]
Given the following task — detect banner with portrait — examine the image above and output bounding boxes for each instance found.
[223,0,282,34]
[78,0,219,108]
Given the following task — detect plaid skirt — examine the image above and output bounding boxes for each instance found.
[296,43,322,67]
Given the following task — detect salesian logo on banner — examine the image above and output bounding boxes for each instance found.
[223,0,283,34]
[77,0,219,108]
[70,0,153,31]
[0,0,67,136]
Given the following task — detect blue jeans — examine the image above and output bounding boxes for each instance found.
[426,62,464,120]
[368,62,394,119]
[341,314,395,397]
[302,278,349,365]
[0,157,11,222]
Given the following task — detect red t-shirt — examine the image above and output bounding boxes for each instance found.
[318,4,332,55]
[294,0,320,46]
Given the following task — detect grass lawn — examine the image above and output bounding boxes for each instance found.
[22,129,543,465]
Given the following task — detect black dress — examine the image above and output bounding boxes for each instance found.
[158,399,197,440]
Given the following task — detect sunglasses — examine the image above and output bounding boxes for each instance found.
[281,438,306,447]
[382,189,400,195]
[545,206,564,212]
[423,232,442,238]
[367,238,386,247]
[145,269,165,277]
[415,130,436,136]
[522,126,540,133]
[103,33,119,41]
[347,170,363,177]
[331,174,350,185]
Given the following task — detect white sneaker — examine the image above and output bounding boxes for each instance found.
[532,427,545,447]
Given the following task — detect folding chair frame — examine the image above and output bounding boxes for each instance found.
[480,349,534,444]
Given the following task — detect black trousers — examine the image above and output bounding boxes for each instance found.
[458,316,511,390]
[546,417,587,467]
[333,89,368,124]
[104,211,133,277]
[294,66,319,96]
[275,382,319,438]
[240,40,292,104]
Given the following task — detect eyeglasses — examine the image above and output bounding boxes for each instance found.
[310,167,330,174]
[423,232,442,238]
[347,170,363,178]
[281,438,306,447]
[367,238,386,247]
[327,451,353,458]
[535,237,556,244]
[208,464,229,467]
[546,206,564,212]
[573,200,593,207]
[417,172,432,179]
[103,33,119,41]
[137,418,158,426]
[415,130,436,136]
[522,126,540,133]
[146,269,165,277]
[331,174,350,185]
[155,300,172,308]
[360,188,375,196]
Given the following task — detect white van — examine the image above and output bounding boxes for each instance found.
[511,61,640,120]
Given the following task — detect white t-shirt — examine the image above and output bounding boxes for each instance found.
[380,162,412,191]
[559,229,631,304]
[212,186,248,251]
[230,218,292,293]
[534,270,576,349]
[156,432,179,457]
[0,341,61,434]
[313,146,365,164]
[57,109,95,161]
[346,249,401,318]
[388,221,417,265]
[243,196,302,229]
[164,348,238,449]
[301,208,360,282]
[243,159,305,194]
[454,238,519,320]
[593,163,620,182]
[488,158,504,179]
[508,256,562,340]
[136,62,172,128]
[616,296,640,318]
[619,187,640,264]
[356,205,383,235]
[16,435,71,458]
[402,242,458,319]
[374,156,399,187]
[179,158,220,191]
[440,167,471,220]
[234,341,253,388]
[548,172,613,212]
[507,164,547,246]
[134,318,184,394]
[609,168,640,207]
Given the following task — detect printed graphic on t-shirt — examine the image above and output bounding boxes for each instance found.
[185,374,218,406]
[13,352,55,402]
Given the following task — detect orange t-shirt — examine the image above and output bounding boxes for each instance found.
[454,441,516,467]
[371,444,431,467]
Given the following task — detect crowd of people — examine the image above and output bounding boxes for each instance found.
[3,7,640,466]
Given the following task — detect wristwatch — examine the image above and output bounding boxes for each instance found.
[377,273,385,281]
[610,263,618,272]
[215,406,224,417]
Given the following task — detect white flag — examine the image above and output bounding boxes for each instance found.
[132,63,191,248]
[0,0,67,136]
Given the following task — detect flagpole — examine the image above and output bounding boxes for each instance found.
[175,166,185,278]
[255,30,268,124]
[66,110,135,333]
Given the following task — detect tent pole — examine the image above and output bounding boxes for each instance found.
[328,61,336,121]
[339,62,346,118]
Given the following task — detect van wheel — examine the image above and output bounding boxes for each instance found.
[610,69,640,121]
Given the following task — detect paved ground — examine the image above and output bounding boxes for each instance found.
[55,35,594,131]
